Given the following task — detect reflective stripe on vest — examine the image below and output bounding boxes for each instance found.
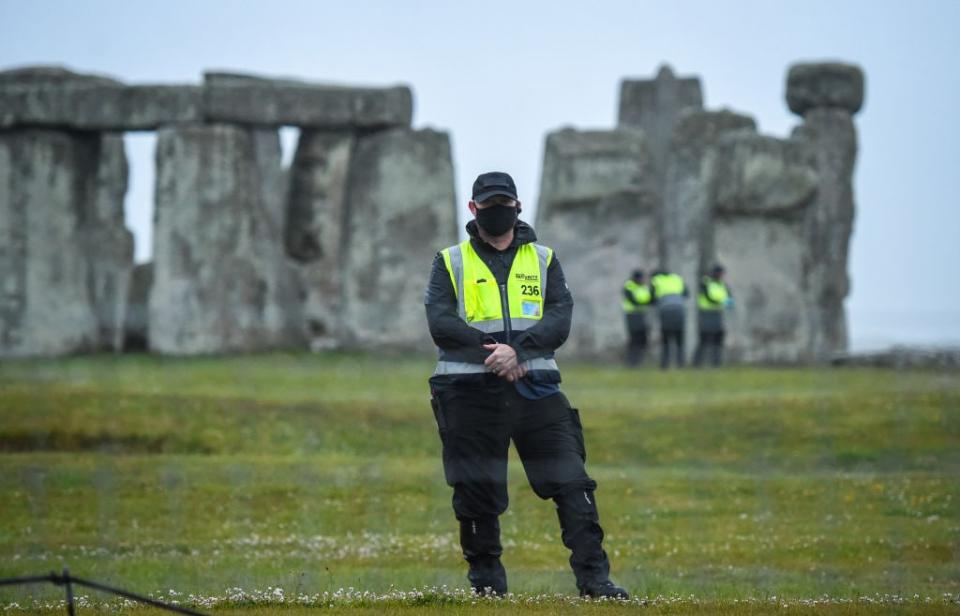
[434,356,560,376]
[622,280,651,313]
[698,277,729,311]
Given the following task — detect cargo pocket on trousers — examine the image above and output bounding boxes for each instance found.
[568,407,587,463]
[430,396,447,433]
[431,395,455,485]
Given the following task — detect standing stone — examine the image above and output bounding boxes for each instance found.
[340,128,456,350]
[285,130,355,349]
[150,124,304,353]
[89,133,135,350]
[0,130,112,356]
[712,133,820,361]
[536,128,660,357]
[123,262,153,351]
[787,62,863,359]
[0,67,134,357]
[618,65,703,178]
[661,109,756,357]
[250,126,290,238]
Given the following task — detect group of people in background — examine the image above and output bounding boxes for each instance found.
[622,265,733,369]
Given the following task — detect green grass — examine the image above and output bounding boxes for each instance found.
[0,353,958,614]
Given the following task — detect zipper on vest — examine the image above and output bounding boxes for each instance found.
[500,283,511,342]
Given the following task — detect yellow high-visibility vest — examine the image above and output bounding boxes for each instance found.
[698,277,729,311]
[441,240,551,332]
[434,240,560,378]
[651,272,685,298]
[622,280,651,313]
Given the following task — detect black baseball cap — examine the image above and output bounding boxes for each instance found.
[472,171,518,202]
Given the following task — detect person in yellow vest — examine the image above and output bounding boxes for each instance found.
[650,269,688,369]
[622,269,652,366]
[424,171,628,599]
[693,264,733,366]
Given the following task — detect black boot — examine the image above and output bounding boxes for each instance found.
[459,516,507,596]
[554,489,629,599]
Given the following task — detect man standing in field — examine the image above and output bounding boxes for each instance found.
[650,269,688,369]
[622,269,653,366]
[693,264,733,367]
[424,171,628,599]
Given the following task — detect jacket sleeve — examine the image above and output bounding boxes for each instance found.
[623,285,640,306]
[424,253,488,362]
[700,280,718,305]
[701,280,729,305]
[508,252,573,362]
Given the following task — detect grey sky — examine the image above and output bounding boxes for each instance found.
[2,0,958,349]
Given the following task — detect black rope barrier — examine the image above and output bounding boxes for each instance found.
[0,568,207,616]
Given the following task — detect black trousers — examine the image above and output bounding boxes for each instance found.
[624,314,648,366]
[430,383,597,520]
[693,330,725,366]
[660,327,685,369]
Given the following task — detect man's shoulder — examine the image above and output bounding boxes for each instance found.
[436,239,468,255]
[528,242,555,257]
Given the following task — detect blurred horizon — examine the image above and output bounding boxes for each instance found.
[2,0,958,352]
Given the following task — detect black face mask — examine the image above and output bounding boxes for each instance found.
[476,204,519,237]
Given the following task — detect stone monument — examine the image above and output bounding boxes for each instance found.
[537,62,864,362]
[0,66,456,357]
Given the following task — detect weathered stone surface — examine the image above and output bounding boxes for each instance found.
[89,133,134,350]
[123,262,153,351]
[793,107,858,359]
[340,128,456,350]
[0,66,200,131]
[618,65,703,176]
[670,108,758,155]
[0,129,131,357]
[0,66,412,130]
[285,130,355,349]
[710,132,819,362]
[0,65,120,87]
[150,124,304,354]
[713,133,818,216]
[661,109,756,356]
[0,82,203,130]
[0,66,195,131]
[203,71,413,128]
[715,217,811,362]
[538,128,656,204]
[536,128,660,357]
[250,127,289,237]
[786,62,864,116]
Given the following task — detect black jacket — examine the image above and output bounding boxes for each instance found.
[424,220,573,371]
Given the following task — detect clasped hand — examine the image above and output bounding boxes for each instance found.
[483,343,528,382]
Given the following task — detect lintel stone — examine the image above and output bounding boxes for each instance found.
[202,71,413,128]
[0,66,413,130]
[0,82,203,130]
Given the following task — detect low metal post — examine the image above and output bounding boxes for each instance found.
[63,568,75,616]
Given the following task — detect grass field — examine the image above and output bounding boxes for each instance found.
[1,353,958,614]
